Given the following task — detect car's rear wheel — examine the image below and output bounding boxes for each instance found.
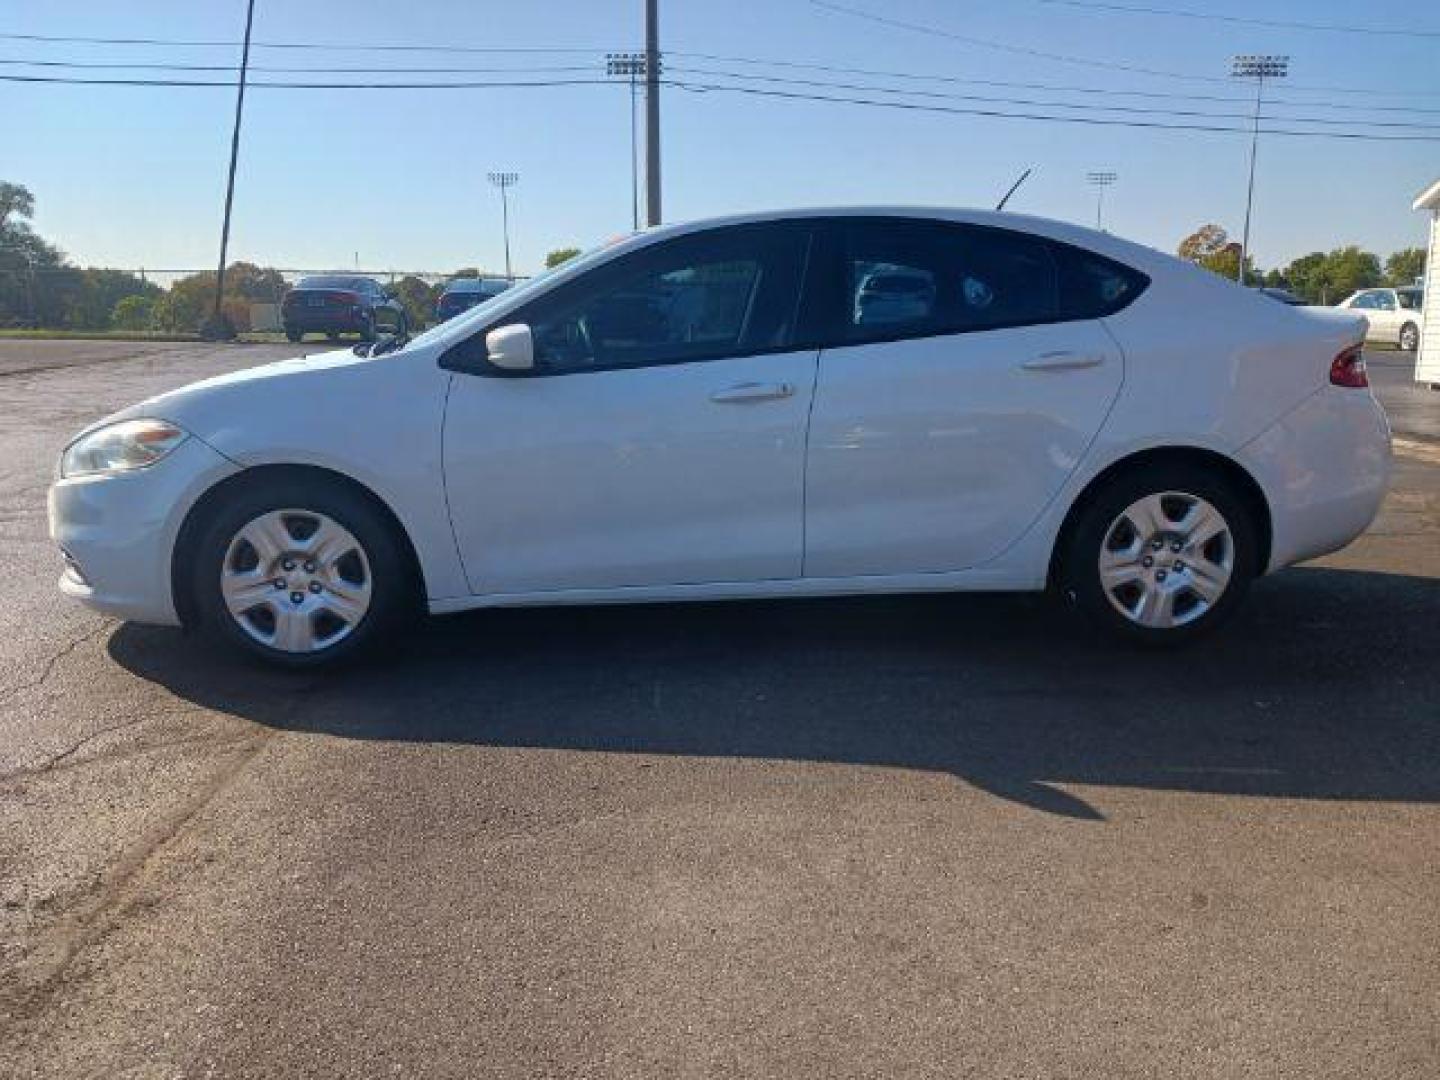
[1399,322,1418,352]
[191,478,411,667]
[1061,464,1258,644]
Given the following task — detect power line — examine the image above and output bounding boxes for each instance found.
[806,0,1440,97]
[1035,0,1440,39]
[666,65,1440,130]
[0,31,611,54]
[808,0,1233,84]
[669,79,1440,141]
[8,65,1439,134]
[0,56,602,75]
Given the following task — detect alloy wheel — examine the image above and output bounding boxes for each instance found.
[220,509,373,653]
[1098,491,1234,630]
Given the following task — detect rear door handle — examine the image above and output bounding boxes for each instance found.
[1021,351,1104,372]
[709,381,795,403]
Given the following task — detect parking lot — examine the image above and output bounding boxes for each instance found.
[2,340,1438,1077]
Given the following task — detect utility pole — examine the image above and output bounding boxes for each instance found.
[644,0,661,226]
[606,52,645,230]
[1231,54,1288,286]
[1086,171,1117,231]
[488,172,519,280]
[206,0,256,339]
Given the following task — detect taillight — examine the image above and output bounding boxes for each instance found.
[1329,344,1368,388]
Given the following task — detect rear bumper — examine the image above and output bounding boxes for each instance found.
[1239,387,1392,572]
[282,309,370,331]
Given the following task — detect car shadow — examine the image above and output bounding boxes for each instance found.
[107,566,1440,820]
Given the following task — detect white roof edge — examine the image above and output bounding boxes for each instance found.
[1413,178,1440,211]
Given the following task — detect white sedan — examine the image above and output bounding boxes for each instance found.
[50,208,1391,666]
[1335,286,1423,351]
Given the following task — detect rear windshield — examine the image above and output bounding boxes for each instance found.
[297,275,370,290]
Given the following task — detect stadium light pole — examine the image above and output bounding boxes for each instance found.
[606,52,645,230]
[487,172,519,280]
[1086,171,1117,231]
[206,0,256,339]
[1231,54,1288,286]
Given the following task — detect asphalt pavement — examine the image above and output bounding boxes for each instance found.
[2,339,1438,1078]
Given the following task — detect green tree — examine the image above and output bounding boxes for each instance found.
[1279,247,1382,305]
[112,294,156,331]
[1385,247,1425,287]
[391,275,439,330]
[224,261,287,303]
[0,181,35,234]
[63,268,160,330]
[545,247,581,269]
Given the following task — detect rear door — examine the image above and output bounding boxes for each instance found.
[803,217,1135,578]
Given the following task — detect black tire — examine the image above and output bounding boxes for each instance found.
[189,476,414,668]
[1059,462,1259,645]
[284,327,303,343]
[1399,322,1418,352]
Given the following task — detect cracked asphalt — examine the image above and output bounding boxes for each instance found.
[1,340,1438,1078]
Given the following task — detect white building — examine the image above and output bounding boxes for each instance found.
[1415,178,1440,388]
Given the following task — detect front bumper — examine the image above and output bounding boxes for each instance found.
[1239,386,1392,572]
[48,437,241,625]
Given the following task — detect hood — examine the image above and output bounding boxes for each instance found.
[81,347,384,444]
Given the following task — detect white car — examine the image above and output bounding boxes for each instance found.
[49,208,1392,666]
[1336,286,1423,351]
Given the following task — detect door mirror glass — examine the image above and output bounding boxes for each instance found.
[486,323,535,371]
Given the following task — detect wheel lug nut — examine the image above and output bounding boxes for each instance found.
[1171,542,1182,552]
[1175,561,1186,571]
[273,579,286,590]
[1151,539,1163,550]
[282,559,296,571]
[303,561,316,573]
[1156,570,1167,581]
[290,591,304,604]
[309,582,322,593]
[1142,556,1154,568]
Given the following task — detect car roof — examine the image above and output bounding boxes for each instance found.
[614,206,1181,277]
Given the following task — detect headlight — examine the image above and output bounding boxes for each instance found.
[60,419,189,478]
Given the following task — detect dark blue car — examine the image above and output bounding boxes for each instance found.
[435,277,512,322]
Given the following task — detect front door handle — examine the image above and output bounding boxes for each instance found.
[709,381,795,403]
[1021,351,1104,372]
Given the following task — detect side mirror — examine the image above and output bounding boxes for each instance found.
[485,323,535,372]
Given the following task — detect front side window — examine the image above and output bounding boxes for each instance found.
[1398,289,1422,311]
[510,225,808,374]
[1374,291,1397,311]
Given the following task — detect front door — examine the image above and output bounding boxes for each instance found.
[442,223,817,594]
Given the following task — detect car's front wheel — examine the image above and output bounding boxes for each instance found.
[1061,464,1258,644]
[190,477,412,666]
[1399,322,1419,352]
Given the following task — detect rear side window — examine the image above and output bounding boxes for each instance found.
[1050,243,1149,319]
[825,219,1144,346]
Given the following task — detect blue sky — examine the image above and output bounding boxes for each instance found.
[5,0,1438,278]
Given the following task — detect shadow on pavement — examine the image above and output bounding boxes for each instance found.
[108,566,1440,820]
